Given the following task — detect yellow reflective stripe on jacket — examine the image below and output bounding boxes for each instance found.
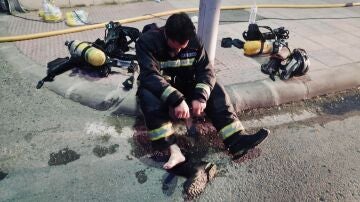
[161,86,177,102]
[195,83,211,96]
[149,123,173,141]
[160,58,195,69]
[220,121,244,140]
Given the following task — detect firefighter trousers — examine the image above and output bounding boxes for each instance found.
[137,82,244,150]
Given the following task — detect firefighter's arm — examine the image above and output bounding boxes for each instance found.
[192,41,216,103]
[136,39,184,107]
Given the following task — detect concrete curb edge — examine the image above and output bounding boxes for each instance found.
[1,42,359,116]
[226,65,360,112]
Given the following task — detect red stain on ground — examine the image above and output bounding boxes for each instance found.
[232,148,262,164]
[132,120,261,163]
[132,124,152,157]
[194,121,225,150]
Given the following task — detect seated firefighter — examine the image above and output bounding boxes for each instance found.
[136,13,269,169]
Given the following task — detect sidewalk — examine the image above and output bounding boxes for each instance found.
[0,0,359,116]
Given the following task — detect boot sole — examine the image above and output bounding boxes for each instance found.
[185,162,217,198]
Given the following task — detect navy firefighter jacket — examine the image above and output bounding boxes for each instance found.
[135,27,216,108]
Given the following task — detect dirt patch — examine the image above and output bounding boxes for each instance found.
[131,118,223,161]
[135,170,147,184]
[48,148,80,166]
[321,92,360,115]
[238,88,360,122]
[131,121,152,158]
[127,89,360,164]
[0,170,8,181]
[92,144,119,158]
[130,116,265,163]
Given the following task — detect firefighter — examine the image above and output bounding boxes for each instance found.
[136,13,269,169]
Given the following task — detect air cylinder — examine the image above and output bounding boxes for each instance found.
[66,40,106,66]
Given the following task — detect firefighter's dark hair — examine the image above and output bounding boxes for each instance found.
[165,12,195,44]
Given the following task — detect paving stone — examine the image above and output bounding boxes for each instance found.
[327,32,360,46]
[308,49,351,67]
[306,33,348,49]
[328,45,360,63]
[308,57,330,72]
[328,21,360,37]
[290,35,324,52]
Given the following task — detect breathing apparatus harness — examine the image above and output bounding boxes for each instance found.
[250,24,310,81]
[36,21,140,89]
[222,23,310,81]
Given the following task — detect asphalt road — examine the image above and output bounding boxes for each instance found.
[0,56,359,201]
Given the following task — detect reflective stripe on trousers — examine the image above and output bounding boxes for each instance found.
[148,122,174,141]
[219,120,244,140]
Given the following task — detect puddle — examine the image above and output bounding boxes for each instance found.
[216,167,229,177]
[93,144,119,158]
[238,88,360,122]
[135,170,147,184]
[106,115,136,135]
[48,148,80,166]
[321,93,360,115]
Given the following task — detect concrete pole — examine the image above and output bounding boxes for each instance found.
[197,0,222,66]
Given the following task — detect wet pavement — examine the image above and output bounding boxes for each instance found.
[0,0,360,201]
[320,90,360,115]
[238,87,360,122]
[0,54,359,200]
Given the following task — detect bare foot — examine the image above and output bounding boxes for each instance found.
[163,144,186,169]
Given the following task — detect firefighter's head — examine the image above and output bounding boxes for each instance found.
[165,12,195,55]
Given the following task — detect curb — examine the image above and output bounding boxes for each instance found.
[1,41,360,116]
[0,42,135,113]
[226,65,360,112]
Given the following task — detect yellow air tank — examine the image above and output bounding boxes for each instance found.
[66,40,106,67]
[243,40,272,56]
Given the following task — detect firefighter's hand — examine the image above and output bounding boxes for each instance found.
[174,100,190,119]
[192,100,206,117]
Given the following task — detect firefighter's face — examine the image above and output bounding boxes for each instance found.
[167,38,189,55]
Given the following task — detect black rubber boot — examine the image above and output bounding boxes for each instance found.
[224,128,270,159]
